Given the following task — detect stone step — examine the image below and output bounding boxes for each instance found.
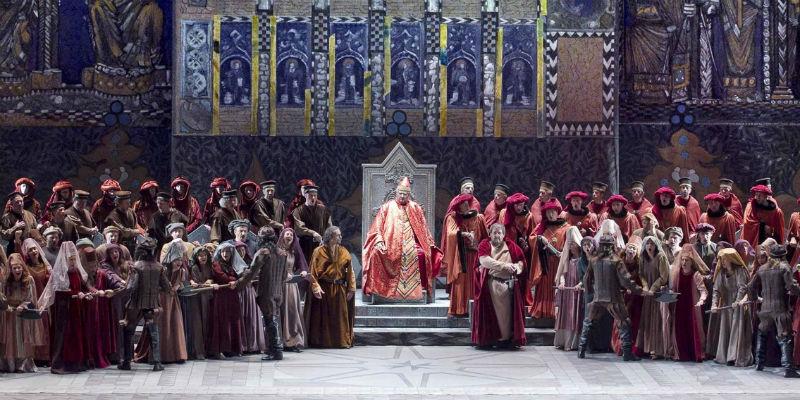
[354,304,450,317]
[355,316,470,328]
[354,327,555,346]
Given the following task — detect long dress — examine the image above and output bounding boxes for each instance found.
[282,252,306,348]
[134,264,188,363]
[240,282,267,353]
[553,258,582,350]
[182,261,211,360]
[442,212,487,316]
[27,263,50,364]
[711,268,753,366]
[85,268,125,368]
[305,245,355,348]
[670,270,707,362]
[0,279,44,372]
[207,261,243,356]
[50,269,90,374]
[636,255,670,358]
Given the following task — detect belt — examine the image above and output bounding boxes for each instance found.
[490,275,516,285]
[320,278,347,286]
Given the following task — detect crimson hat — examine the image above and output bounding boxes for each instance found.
[750,185,772,195]
[448,193,474,214]
[654,186,676,198]
[506,193,529,206]
[541,201,562,214]
[606,194,628,206]
[565,191,589,201]
[703,193,725,202]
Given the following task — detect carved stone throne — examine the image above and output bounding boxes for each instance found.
[361,142,436,304]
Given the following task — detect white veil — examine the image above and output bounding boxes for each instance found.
[37,242,88,310]
[213,242,248,274]
[595,219,625,251]
[555,226,582,285]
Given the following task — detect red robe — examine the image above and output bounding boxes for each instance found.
[528,220,570,319]
[669,268,707,362]
[676,196,702,234]
[561,207,599,237]
[722,193,744,225]
[699,211,738,244]
[794,268,800,365]
[471,239,527,347]
[483,200,505,228]
[84,269,124,369]
[172,195,203,233]
[788,212,800,267]
[588,200,607,216]
[626,198,653,225]
[362,200,435,299]
[50,269,90,374]
[207,262,243,355]
[599,210,641,242]
[530,198,561,227]
[741,199,785,249]
[441,212,487,316]
[653,204,690,244]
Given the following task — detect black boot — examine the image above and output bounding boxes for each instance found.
[149,323,164,372]
[578,319,593,359]
[780,337,800,378]
[755,331,767,371]
[619,323,640,362]
[118,325,134,370]
[262,315,284,361]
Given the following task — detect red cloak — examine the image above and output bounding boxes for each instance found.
[788,212,800,267]
[170,177,203,233]
[741,199,785,249]
[441,211,487,316]
[599,211,641,241]
[527,220,570,318]
[722,193,744,225]
[483,200,505,228]
[561,207,599,237]
[675,195,702,234]
[699,211,738,244]
[626,198,653,224]
[530,198,562,227]
[471,238,527,347]
[653,203,690,244]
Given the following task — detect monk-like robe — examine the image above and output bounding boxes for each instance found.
[441,212,487,316]
[699,210,738,244]
[209,207,242,244]
[530,198,561,227]
[105,208,144,253]
[722,193,744,225]
[653,204,690,244]
[250,197,286,235]
[600,209,641,242]
[292,204,332,264]
[741,199,785,249]
[561,207,599,237]
[305,245,355,348]
[362,200,434,301]
[91,197,116,231]
[626,198,653,225]
[483,200,505,228]
[1,208,42,254]
[472,238,527,347]
[65,205,97,239]
[787,212,800,267]
[171,195,203,233]
[528,220,570,319]
[148,209,189,254]
[676,195,702,234]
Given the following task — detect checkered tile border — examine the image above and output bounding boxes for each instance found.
[544,31,616,136]
[424,12,441,55]
[369,10,386,56]
[481,12,498,54]
[312,10,330,53]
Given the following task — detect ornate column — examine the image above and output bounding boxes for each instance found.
[423,0,442,136]
[311,0,332,135]
[772,0,795,99]
[369,0,387,135]
[481,0,499,136]
[256,0,274,134]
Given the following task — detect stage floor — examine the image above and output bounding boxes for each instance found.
[1,346,797,399]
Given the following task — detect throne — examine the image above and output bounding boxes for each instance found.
[361,142,436,303]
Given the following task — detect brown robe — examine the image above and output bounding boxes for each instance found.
[292,204,332,263]
[209,207,242,243]
[1,209,42,254]
[250,197,287,235]
[305,245,355,348]
[104,208,143,253]
[65,206,97,239]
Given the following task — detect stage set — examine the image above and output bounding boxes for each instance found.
[3,0,800,353]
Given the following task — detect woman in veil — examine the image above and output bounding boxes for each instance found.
[277,227,308,352]
[21,238,51,366]
[206,242,247,358]
[553,226,583,350]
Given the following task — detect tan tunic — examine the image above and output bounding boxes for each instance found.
[478,243,520,340]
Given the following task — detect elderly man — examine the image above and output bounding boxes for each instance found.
[292,185,333,264]
[1,191,42,254]
[251,180,286,235]
[105,191,144,255]
[363,177,436,303]
[742,184,785,249]
[472,223,527,350]
[66,190,99,240]
[483,183,510,228]
[210,190,242,244]
[96,225,133,264]
[447,177,481,212]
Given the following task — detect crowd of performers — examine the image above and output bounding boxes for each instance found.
[3,174,800,378]
[0,177,352,373]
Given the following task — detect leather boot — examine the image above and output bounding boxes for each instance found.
[262,315,284,361]
[118,324,134,370]
[780,337,800,378]
[619,323,640,362]
[755,331,767,371]
[149,323,164,371]
[578,319,593,359]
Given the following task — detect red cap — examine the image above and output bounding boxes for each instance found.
[210,177,230,189]
[606,194,628,206]
[750,185,772,195]
[52,180,73,192]
[565,191,589,201]
[447,193,474,214]
[100,179,121,193]
[139,180,159,192]
[541,200,563,214]
[703,193,725,202]
[171,176,191,188]
[654,186,676,198]
[506,193,529,206]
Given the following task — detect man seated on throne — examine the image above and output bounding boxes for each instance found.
[363,177,438,303]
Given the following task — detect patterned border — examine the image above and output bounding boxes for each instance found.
[442,17,481,24]
[499,18,537,25]
[391,17,422,23]
[330,16,368,23]
[544,31,615,136]
[277,16,311,23]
